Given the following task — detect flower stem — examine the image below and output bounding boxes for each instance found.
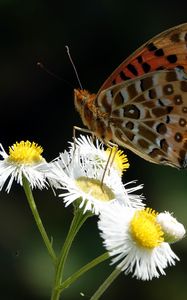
[59,252,109,291]
[51,206,91,300]
[90,268,121,300]
[22,176,57,264]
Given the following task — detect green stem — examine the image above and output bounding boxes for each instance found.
[90,268,121,300]
[51,207,91,300]
[59,252,109,291]
[22,176,57,264]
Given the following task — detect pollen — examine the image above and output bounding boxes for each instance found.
[130,208,164,249]
[75,176,115,202]
[8,141,44,165]
[105,147,130,175]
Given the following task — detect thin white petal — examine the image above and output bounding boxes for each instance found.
[98,204,179,280]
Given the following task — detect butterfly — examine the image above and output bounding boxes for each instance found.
[74,23,187,169]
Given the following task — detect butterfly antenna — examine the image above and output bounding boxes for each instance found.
[37,62,73,87]
[65,45,83,90]
[37,62,62,81]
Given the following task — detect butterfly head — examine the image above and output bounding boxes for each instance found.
[74,89,96,113]
[74,88,98,131]
[74,89,88,109]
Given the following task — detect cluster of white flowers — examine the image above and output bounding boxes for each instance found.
[0,136,185,280]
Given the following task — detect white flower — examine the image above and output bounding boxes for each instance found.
[51,138,144,214]
[157,212,186,243]
[98,204,180,280]
[0,141,54,192]
[69,135,129,176]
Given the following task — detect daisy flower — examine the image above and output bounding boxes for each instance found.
[98,204,183,280]
[69,135,129,176]
[0,141,54,192]
[51,139,144,214]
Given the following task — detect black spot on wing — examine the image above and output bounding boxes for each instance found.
[119,71,131,80]
[170,33,180,43]
[167,54,177,63]
[155,49,164,56]
[147,42,157,51]
[127,63,138,76]
[137,55,143,63]
[142,62,151,73]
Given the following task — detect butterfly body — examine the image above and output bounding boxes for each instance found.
[74,23,187,169]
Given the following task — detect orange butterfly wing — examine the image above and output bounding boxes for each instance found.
[99,23,187,92]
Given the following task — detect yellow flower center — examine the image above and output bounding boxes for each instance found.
[8,141,44,165]
[75,176,115,202]
[130,208,164,249]
[105,147,129,175]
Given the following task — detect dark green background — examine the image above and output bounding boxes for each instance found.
[0,1,187,299]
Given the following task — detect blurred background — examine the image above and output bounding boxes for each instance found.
[0,0,187,299]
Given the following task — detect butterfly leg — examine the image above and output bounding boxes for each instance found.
[73,126,95,153]
[107,142,119,173]
[73,126,95,141]
[100,141,119,188]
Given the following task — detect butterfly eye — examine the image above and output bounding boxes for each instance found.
[74,89,85,109]
[80,96,87,106]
